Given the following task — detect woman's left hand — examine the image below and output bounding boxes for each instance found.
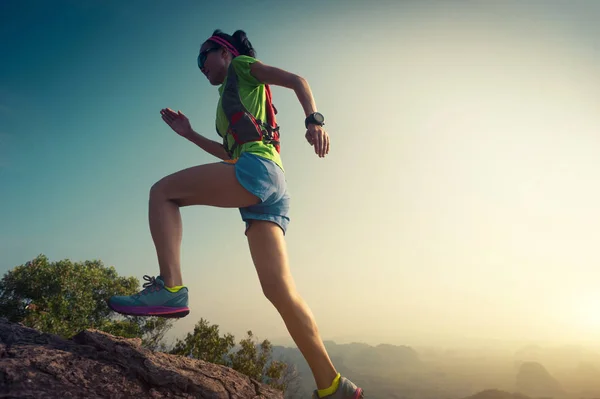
[305,124,330,158]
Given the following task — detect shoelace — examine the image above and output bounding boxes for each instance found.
[133,275,159,298]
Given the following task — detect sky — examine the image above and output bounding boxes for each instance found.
[1,0,600,349]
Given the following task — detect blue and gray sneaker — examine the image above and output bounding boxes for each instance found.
[107,275,190,318]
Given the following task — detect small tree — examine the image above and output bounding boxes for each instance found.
[229,331,283,384]
[170,319,299,394]
[230,331,300,395]
[0,254,173,349]
[280,362,302,399]
[170,318,235,364]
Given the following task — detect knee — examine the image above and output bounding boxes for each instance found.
[261,279,295,308]
[149,178,168,202]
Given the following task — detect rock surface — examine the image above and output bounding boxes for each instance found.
[0,318,283,398]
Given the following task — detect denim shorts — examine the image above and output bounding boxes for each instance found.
[225,152,290,235]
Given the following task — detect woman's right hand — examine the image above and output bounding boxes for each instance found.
[160,108,193,139]
[305,124,330,158]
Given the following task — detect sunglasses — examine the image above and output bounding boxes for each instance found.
[197,47,220,70]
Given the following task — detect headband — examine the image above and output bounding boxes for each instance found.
[207,35,240,57]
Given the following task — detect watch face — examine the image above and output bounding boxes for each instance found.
[314,112,325,124]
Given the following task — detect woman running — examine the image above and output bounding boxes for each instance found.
[108,29,364,399]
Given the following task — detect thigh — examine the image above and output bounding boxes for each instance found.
[154,162,261,208]
[246,220,295,289]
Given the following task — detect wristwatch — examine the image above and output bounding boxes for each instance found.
[305,112,325,128]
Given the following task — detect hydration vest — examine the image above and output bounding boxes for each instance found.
[219,62,281,159]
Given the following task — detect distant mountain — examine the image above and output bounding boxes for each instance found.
[323,341,421,372]
[515,361,565,398]
[273,340,421,371]
[515,344,600,369]
[570,362,600,398]
[272,341,422,398]
[513,345,600,397]
[464,389,531,399]
[272,341,600,399]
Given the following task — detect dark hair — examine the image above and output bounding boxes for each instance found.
[209,29,256,58]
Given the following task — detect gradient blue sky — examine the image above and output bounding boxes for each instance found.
[2,1,600,349]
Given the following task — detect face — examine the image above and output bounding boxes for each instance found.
[198,41,230,85]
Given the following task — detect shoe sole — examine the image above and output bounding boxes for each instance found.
[107,301,190,318]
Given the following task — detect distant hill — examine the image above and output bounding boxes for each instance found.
[571,362,600,397]
[272,341,422,398]
[515,361,565,398]
[515,344,600,369]
[272,340,600,399]
[273,341,421,372]
[464,389,531,399]
[323,341,421,371]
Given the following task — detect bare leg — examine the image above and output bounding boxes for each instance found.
[148,162,260,287]
[148,192,184,286]
[246,220,337,390]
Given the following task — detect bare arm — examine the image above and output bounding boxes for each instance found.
[249,61,330,157]
[160,108,229,161]
[185,129,230,161]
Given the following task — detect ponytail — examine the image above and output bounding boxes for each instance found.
[231,30,255,58]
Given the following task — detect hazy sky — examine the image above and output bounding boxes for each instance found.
[2,0,600,349]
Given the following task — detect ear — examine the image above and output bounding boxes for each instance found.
[220,47,231,60]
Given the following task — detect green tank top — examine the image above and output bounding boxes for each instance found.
[215,55,284,171]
